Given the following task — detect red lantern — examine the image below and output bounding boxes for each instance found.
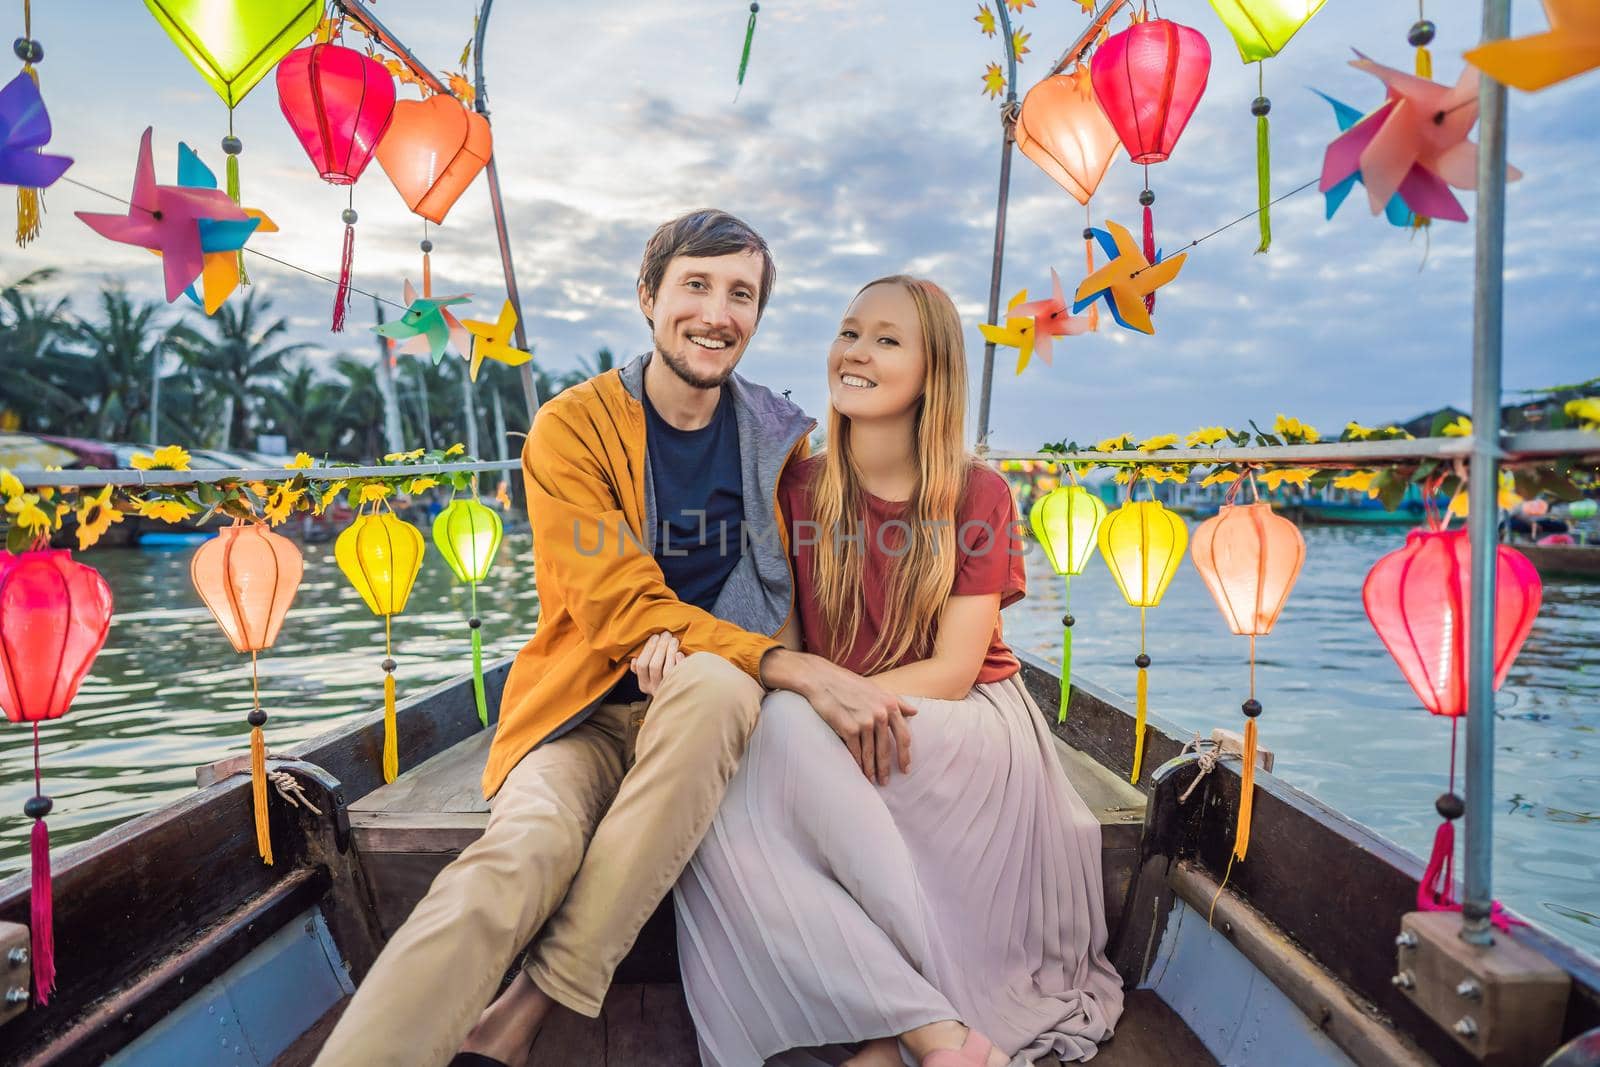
[276,42,397,331]
[1090,17,1210,312]
[1363,527,1540,927]
[0,550,114,1005]
[1190,501,1305,861]
[1363,528,1540,718]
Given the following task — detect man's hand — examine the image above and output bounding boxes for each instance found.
[760,648,916,785]
[630,632,685,696]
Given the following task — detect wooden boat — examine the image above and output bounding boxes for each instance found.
[1,653,1596,1066]
[1515,542,1600,580]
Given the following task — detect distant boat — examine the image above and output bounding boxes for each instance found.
[1516,541,1600,579]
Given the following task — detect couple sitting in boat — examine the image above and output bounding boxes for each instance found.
[315,210,1124,1067]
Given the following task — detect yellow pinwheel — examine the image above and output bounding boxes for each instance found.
[978,289,1038,374]
[460,300,533,382]
[1071,219,1186,335]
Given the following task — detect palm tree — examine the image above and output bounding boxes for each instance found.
[326,355,391,460]
[260,359,346,457]
[176,290,310,451]
[0,270,78,434]
[58,287,198,443]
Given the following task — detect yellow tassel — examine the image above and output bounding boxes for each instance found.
[383,670,398,783]
[15,66,42,247]
[1130,666,1148,784]
[422,250,431,298]
[1415,46,1432,79]
[1234,716,1257,862]
[250,724,273,865]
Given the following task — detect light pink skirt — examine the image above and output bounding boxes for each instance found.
[673,673,1124,1066]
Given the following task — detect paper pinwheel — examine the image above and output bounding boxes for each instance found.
[0,70,72,189]
[173,144,276,314]
[374,282,472,366]
[978,290,1038,375]
[77,129,250,303]
[1465,0,1600,92]
[1011,270,1092,371]
[1072,220,1186,336]
[1312,90,1412,228]
[1319,53,1521,224]
[461,300,533,381]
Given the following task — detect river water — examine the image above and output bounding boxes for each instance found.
[2,524,1596,957]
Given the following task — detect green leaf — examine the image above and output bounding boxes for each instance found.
[6,524,31,554]
[1372,470,1410,512]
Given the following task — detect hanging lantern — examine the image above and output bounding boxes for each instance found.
[1098,497,1187,783]
[145,0,319,273]
[1090,16,1210,314]
[1190,499,1305,861]
[376,93,492,288]
[432,497,503,727]
[0,549,114,1005]
[1205,1,1326,252]
[335,508,425,783]
[190,522,304,864]
[277,41,397,331]
[1363,526,1541,925]
[1028,483,1107,721]
[1016,63,1120,329]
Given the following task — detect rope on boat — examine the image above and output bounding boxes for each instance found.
[269,770,324,816]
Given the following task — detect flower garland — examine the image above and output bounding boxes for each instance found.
[1,444,486,554]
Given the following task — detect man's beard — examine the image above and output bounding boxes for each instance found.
[655,332,738,390]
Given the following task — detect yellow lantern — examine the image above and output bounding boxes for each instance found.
[1029,484,1107,721]
[1098,498,1188,783]
[336,509,426,783]
[432,498,504,727]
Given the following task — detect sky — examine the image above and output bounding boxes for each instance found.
[4,0,1597,452]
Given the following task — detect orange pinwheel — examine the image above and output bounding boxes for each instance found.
[1465,0,1600,91]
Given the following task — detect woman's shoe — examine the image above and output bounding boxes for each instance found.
[921,1028,999,1067]
[449,1055,509,1067]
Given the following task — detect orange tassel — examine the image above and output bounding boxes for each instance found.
[1234,716,1257,861]
[250,723,272,865]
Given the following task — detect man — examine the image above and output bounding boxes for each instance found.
[315,209,917,1067]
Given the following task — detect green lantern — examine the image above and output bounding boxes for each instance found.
[1028,483,1108,721]
[432,497,504,726]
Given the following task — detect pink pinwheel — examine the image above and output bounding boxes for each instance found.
[76,128,249,302]
[1013,268,1092,369]
[385,279,472,365]
[1320,53,1521,223]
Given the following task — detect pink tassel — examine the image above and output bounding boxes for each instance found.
[1416,818,1519,932]
[1142,203,1156,314]
[30,816,54,1005]
[332,223,355,333]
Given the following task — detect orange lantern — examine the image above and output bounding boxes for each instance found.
[1190,500,1305,861]
[1017,64,1121,330]
[375,94,492,289]
[191,522,304,863]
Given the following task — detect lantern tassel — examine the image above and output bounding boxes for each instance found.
[382,616,398,783]
[736,2,759,91]
[250,724,272,865]
[1418,817,1455,910]
[29,816,53,1004]
[226,151,249,287]
[1234,717,1257,861]
[470,584,487,727]
[1131,665,1148,784]
[1254,111,1271,254]
[422,248,432,299]
[15,66,42,246]
[1058,579,1073,723]
[1083,228,1099,332]
[332,222,355,333]
[1415,45,1432,79]
[1141,202,1156,314]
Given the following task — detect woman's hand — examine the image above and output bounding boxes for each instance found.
[764,650,916,785]
[630,632,685,696]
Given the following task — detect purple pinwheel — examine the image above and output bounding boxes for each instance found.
[76,128,249,303]
[0,70,72,188]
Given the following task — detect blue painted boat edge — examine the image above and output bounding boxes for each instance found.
[1143,897,1354,1067]
[105,908,351,1067]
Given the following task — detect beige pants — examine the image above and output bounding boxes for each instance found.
[314,652,765,1067]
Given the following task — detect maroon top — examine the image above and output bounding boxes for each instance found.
[778,455,1026,683]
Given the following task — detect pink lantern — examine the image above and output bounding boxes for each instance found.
[0,549,114,1005]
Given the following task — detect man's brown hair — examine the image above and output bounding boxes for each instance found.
[637,209,777,325]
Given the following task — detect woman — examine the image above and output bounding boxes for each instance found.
[632,276,1122,1066]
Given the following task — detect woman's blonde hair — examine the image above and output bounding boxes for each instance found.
[807,275,975,673]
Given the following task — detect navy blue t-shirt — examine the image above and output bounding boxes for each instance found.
[608,384,744,703]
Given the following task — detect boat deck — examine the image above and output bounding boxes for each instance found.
[323,723,1214,1065]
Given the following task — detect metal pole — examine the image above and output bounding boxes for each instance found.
[975,2,1020,453]
[1462,0,1511,947]
[474,0,541,430]
[148,345,161,446]
[371,295,405,454]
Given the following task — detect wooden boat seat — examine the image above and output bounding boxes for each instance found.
[349,728,1147,941]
